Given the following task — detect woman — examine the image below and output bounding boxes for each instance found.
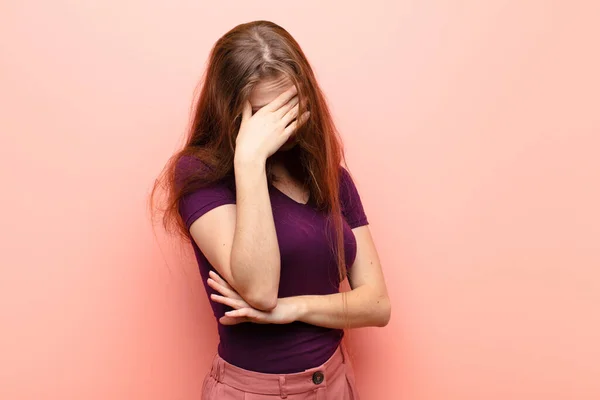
[151,20,390,399]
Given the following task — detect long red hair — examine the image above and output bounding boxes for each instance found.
[150,20,349,282]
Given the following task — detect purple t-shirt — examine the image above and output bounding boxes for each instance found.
[176,157,368,373]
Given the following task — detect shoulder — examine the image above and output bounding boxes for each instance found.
[176,155,236,229]
[174,155,208,186]
[338,165,359,202]
[338,165,369,228]
[175,155,235,187]
[338,165,353,187]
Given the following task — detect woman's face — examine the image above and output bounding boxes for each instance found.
[248,75,299,152]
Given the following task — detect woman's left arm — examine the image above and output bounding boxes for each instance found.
[209,225,391,329]
[291,225,390,328]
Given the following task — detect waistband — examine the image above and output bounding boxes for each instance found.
[209,344,349,397]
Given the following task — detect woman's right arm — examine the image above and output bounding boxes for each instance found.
[229,156,280,310]
[188,85,309,311]
[188,157,279,311]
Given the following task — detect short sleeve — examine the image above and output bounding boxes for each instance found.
[175,156,236,230]
[339,167,369,228]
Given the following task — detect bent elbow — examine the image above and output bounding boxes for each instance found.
[374,298,391,327]
[244,291,278,312]
[229,260,279,311]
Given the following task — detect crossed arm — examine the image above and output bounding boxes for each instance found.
[208,224,391,329]
[191,200,391,330]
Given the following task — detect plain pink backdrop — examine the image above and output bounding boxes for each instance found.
[1,1,599,399]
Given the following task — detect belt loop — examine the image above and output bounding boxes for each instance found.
[209,355,218,380]
[278,376,288,399]
[216,357,225,383]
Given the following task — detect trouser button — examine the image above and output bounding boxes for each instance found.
[312,371,324,385]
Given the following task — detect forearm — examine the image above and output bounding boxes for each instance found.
[291,286,391,329]
[230,156,280,310]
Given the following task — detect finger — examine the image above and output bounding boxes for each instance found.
[208,270,233,290]
[224,308,269,324]
[224,308,247,318]
[283,111,310,137]
[241,100,252,121]
[219,316,247,325]
[265,85,298,112]
[207,277,238,299]
[275,95,299,118]
[225,308,264,320]
[207,278,241,300]
[225,308,256,318]
[210,294,247,309]
[281,104,299,127]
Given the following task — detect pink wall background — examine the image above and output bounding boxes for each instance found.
[2,1,599,399]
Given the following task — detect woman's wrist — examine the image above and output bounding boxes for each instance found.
[279,296,308,323]
[234,150,267,169]
[234,153,267,186]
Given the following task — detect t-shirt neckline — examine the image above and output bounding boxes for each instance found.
[270,184,311,206]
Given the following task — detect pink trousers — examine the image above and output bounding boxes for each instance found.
[201,345,360,399]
